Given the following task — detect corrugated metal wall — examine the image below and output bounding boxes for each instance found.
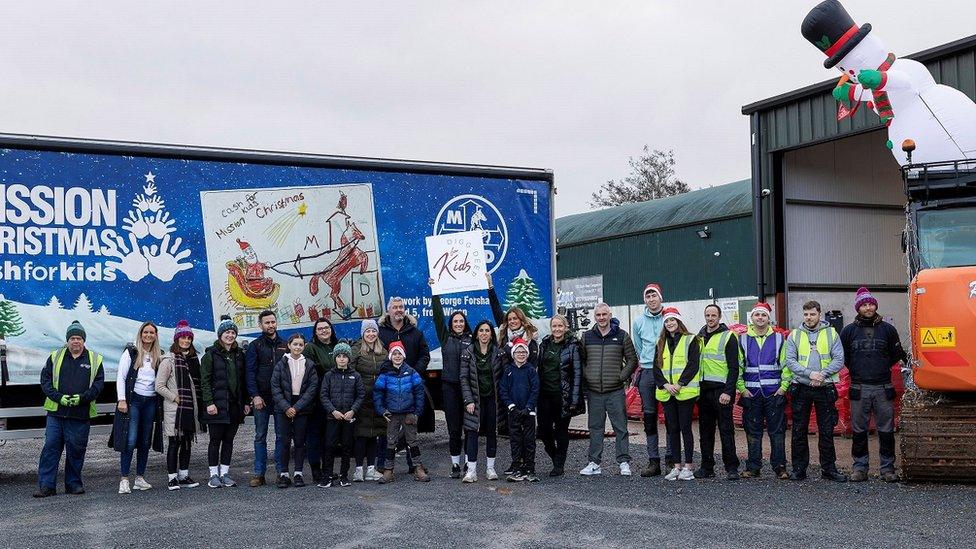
[782,130,907,287]
[556,216,755,306]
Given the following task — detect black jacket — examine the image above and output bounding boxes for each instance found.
[460,341,505,433]
[538,335,586,418]
[581,319,639,394]
[271,356,319,415]
[245,333,288,400]
[40,347,105,420]
[320,366,365,414]
[840,315,907,385]
[697,324,740,397]
[201,342,248,425]
[432,294,473,384]
[378,314,431,374]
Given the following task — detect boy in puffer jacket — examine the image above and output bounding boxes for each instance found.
[499,338,540,483]
[319,343,365,487]
[374,341,428,483]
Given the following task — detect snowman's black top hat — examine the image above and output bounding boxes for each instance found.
[801,0,872,68]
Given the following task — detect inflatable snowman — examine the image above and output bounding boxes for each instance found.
[801,0,976,166]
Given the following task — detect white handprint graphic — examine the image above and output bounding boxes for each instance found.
[146,211,176,239]
[142,235,193,282]
[122,209,150,239]
[111,174,193,283]
[103,233,150,282]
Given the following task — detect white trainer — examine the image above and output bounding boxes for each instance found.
[580,462,602,476]
[678,467,695,481]
[619,462,632,476]
[118,478,131,494]
[132,477,152,491]
[486,468,499,480]
[366,466,382,481]
[665,466,681,481]
[352,467,365,482]
[462,469,478,483]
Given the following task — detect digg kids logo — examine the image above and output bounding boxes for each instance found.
[0,171,192,283]
[433,194,507,274]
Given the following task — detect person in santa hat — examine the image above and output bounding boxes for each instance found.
[840,287,907,483]
[631,283,674,477]
[235,238,275,297]
[736,302,791,480]
[653,308,701,481]
[373,341,429,483]
[499,338,540,483]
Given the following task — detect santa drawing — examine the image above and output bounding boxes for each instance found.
[802,0,976,165]
[225,238,279,309]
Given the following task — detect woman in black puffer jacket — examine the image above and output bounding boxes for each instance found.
[429,275,505,478]
[536,314,585,476]
[459,320,505,482]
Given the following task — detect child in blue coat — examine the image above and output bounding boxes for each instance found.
[374,341,429,483]
[499,338,540,482]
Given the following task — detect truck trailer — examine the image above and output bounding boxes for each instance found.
[0,133,555,439]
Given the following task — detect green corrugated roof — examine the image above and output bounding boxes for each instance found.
[556,179,752,246]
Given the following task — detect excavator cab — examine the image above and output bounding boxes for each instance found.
[900,157,976,481]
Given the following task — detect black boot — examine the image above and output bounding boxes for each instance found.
[550,452,566,477]
[641,460,661,477]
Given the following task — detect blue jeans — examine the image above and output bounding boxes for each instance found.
[38,415,90,490]
[121,393,157,476]
[253,404,282,475]
[741,393,786,473]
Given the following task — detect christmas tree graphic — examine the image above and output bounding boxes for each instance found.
[504,269,546,319]
[0,295,26,337]
[73,293,94,313]
[47,296,64,309]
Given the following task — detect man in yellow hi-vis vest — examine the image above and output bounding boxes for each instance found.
[785,301,847,482]
[34,320,105,498]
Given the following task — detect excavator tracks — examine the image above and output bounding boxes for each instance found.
[900,392,976,482]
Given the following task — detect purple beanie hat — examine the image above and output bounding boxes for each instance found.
[854,287,878,312]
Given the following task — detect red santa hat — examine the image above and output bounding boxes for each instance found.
[237,238,253,252]
[388,341,406,360]
[661,307,682,322]
[749,302,773,320]
[643,283,663,300]
[510,337,530,357]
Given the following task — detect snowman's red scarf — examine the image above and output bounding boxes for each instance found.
[873,53,896,126]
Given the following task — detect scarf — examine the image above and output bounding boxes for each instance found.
[174,353,196,438]
[507,327,526,342]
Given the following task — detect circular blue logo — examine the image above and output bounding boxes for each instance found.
[433,194,508,274]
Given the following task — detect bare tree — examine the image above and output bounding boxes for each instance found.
[590,147,690,208]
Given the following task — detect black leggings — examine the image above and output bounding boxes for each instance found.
[167,436,192,474]
[281,413,310,475]
[355,436,378,467]
[207,422,239,467]
[662,398,696,464]
[537,392,571,467]
[465,398,498,462]
[443,382,465,456]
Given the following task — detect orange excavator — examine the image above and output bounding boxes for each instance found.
[898,146,976,481]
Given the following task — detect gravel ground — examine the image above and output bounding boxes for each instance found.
[2,416,975,548]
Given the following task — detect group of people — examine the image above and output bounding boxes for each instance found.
[34,276,906,498]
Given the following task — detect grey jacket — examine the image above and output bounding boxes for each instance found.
[785,320,844,386]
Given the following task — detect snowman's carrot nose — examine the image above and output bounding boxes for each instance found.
[837,74,851,87]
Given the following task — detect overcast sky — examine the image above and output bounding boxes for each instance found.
[2,1,974,217]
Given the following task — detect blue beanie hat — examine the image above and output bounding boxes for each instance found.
[332,342,353,358]
[217,315,238,338]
